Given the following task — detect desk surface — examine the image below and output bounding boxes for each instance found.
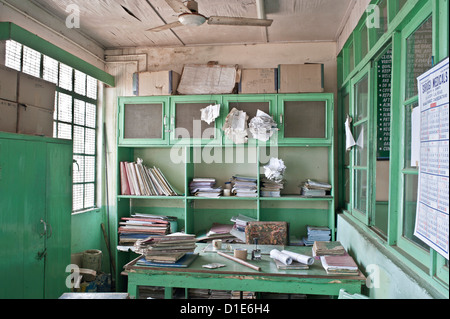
[124,244,366,281]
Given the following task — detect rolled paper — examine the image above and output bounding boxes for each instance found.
[270,249,292,265]
[281,250,314,265]
[234,248,248,260]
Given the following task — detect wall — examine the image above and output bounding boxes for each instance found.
[337,214,446,299]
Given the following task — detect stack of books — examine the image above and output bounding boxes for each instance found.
[303,226,331,246]
[313,241,346,256]
[118,213,170,246]
[134,233,197,267]
[231,175,257,197]
[120,160,178,196]
[260,177,284,197]
[300,179,332,197]
[189,178,222,198]
[320,254,359,275]
[230,214,257,242]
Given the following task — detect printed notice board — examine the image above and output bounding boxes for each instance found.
[414,57,449,260]
[377,48,392,160]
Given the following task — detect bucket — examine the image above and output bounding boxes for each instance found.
[81,249,102,273]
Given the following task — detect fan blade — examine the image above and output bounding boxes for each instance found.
[208,16,273,27]
[164,0,192,14]
[147,21,183,32]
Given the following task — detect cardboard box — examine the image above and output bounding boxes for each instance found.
[0,64,18,102]
[239,68,278,94]
[278,64,324,93]
[133,70,180,96]
[0,99,18,133]
[17,104,53,137]
[177,64,238,95]
[18,73,56,111]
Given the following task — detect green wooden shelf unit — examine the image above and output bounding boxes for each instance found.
[114,93,334,291]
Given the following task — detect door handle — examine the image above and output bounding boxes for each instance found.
[40,219,47,237]
[37,248,47,261]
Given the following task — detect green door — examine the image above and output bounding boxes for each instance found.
[44,141,72,299]
[0,137,46,299]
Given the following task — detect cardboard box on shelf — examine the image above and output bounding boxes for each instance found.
[17,104,54,137]
[0,64,18,102]
[278,64,324,93]
[239,68,278,94]
[133,70,180,96]
[177,63,239,95]
[0,99,18,133]
[18,73,56,111]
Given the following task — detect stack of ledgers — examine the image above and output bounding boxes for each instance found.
[312,240,346,256]
[134,233,197,264]
[189,178,222,198]
[303,225,331,246]
[231,175,257,197]
[311,240,359,275]
[300,179,332,197]
[230,214,256,242]
[118,213,170,246]
[260,177,284,197]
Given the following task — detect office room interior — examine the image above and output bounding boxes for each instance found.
[0,0,448,302]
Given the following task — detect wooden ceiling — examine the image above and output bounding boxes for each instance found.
[31,0,356,49]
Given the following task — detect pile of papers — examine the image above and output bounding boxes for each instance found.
[118,214,170,246]
[230,214,257,242]
[223,108,248,144]
[134,233,197,265]
[303,226,331,246]
[300,179,332,197]
[196,223,236,242]
[313,241,346,256]
[263,157,286,182]
[189,178,222,198]
[200,104,221,125]
[260,177,284,197]
[248,110,278,142]
[231,175,257,197]
[120,159,178,196]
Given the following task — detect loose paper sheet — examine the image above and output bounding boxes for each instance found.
[223,108,248,144]
[201,104,221,125]
[410,106,420,167]
[345,116,356,151]
[263,158,286,182]
[249,110,277,142]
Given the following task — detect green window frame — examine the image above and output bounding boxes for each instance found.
[4,40,99,213]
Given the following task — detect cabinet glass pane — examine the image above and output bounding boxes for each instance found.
[354,122,368,166]
[124,104,162,139]
[175,103,216,139]
[354,169,367,214]
[402,173,429,250]
[405,15,433,100]
[229,102,270,120]
[284,101,326,138]
[355,74,369,121]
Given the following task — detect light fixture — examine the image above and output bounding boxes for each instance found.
[178,13,207,26]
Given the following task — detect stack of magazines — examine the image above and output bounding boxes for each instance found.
[300,179,332,197]
[120,159,178,196]
[303,225,331,246]
[189,178,222,198]
[118,213,170,246]
[231,175,257,197]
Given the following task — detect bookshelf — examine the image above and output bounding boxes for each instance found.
[114,93,334,290]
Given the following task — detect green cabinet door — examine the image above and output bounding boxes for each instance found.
[0,138,46,299]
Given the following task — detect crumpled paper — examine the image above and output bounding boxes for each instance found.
[223,108,248,144]
[264,157,286,182]
[201,104,221,125]
[249,110,278,142]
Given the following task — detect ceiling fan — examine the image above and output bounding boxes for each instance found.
[147,0,273,32]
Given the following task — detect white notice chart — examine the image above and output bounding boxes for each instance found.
[414,57,449,260]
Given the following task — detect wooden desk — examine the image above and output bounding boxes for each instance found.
[123,244,366,299]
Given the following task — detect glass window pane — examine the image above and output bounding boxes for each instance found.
[73,184,84,211]
[354,169,368,214]
[84,183,95,208]
[22,46,41,77]
[359,25,368,61]
[404,102,419,168]
[85,157,96,183]
[86,103,97,128]
[175,103,216,140]
[43,56,59,84]
[74,99,85,126]
[73,155,84,183]
[402,174,429,250]
[74,126,85,154]
[348,41,355,74]
[5,40,22,71]
[58,93,72,123]
[405,15,433,100]
[124,103,163,139]
[85,128,96,155]
[59,63,73,91]
[86,76,98,100]
[284,101,326,138]
[74,70,86,96]
[355,74,369,121]
[58,123,72,140]
[354,122,368,166]
[375,0,388,41]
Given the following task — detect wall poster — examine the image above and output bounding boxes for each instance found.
[414,57,449,260]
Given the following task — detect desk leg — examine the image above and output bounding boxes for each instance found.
[165,287,173,299]
[128,282,139,299]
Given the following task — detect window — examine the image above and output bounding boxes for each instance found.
[5,40,98,213]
